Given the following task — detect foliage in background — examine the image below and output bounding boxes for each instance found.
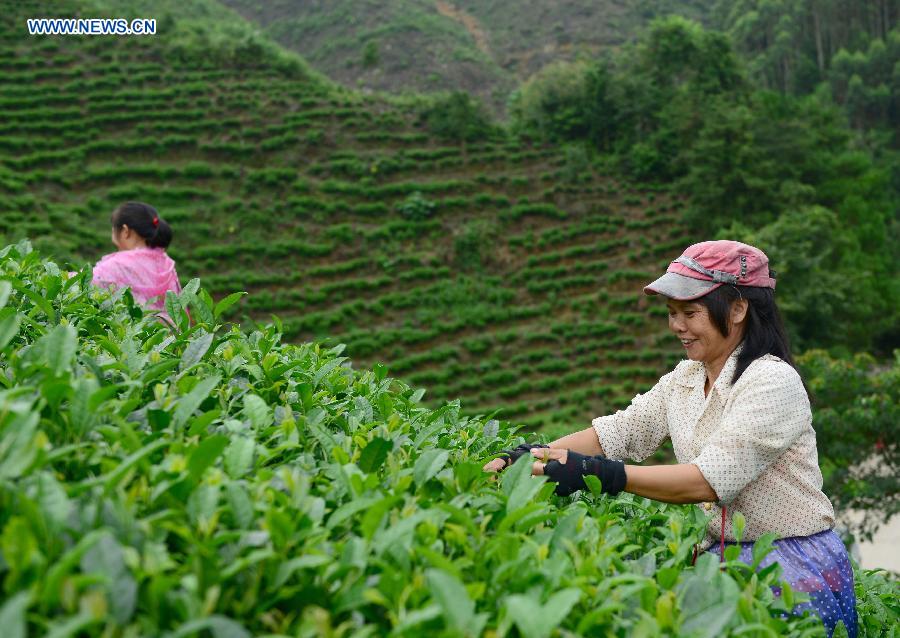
[215,0,514,111]
[509,14,899,355]
[713,0,899,124]
[509,61,598,144]
[718,202,896,353]
[419,91,499,142]
[89,0,329,82]
[1,241,897,636]
[211,0,716,113]
[797,349,899,542]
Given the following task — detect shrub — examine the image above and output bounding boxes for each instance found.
[396,191,436,221]
[510,60,596,142]
[420,91,496,142]
[361,40,379,68]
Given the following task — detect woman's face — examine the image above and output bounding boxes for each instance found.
[666,298,740,365]
[111,224,144,251]
[111,226,123,249]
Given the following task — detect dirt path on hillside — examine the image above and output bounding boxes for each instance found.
[435,1,492,58]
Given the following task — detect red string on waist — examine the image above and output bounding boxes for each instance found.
[690,504,727,566]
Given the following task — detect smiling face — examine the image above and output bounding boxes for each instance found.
[666,298,746,367]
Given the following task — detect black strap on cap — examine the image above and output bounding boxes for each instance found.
[675,256,739,284]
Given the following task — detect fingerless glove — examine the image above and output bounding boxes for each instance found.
[498,442,550,468]
[544,450,627,497]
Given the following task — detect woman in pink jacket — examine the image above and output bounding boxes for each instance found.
[91,201,182,320]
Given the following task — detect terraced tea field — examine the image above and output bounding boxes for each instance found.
[0,0,690,435]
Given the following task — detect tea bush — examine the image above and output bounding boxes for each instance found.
[1,241,897,636]
[396,192,436,222]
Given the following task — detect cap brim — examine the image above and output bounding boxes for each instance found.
[643,272,721,301]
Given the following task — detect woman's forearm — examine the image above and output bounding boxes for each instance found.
[624,463,717,504]
[550,427,605,456]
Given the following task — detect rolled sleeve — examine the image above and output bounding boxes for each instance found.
[692,364,810,504]
[591,370,673,462]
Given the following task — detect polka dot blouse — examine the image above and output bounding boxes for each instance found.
[592,344,835,550]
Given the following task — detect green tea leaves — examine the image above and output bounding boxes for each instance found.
[80,532,137,624]
[214,291,247,320]
[242,393,270,429]
[506,588,582,638]
[172,374,221,429]
[502,454,547,512]
[225,482,254,529]
[732,510,746,543]
[413,448,449,485]
[171,616,251,638]
[189,434,229,481]
[0,402,39,480]
[678,553,741,638]
[224,436,255,478]
[425,568,487,636]
[359,436,392,473]
[180,329,213,371]
[0,591,29,638]
[0,281,11,309]
[34,471,72,528]
[0,308,21,351]
[40,323,76,376]
[1,246,891,637]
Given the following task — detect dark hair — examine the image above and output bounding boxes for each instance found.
[111,201,172,249]
[696,284,804,391]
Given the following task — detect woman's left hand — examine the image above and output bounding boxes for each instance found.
[530,448,628,496]
[529,447,569,476]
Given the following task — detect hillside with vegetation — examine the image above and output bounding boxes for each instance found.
[213,0,900,125]
[216,0,715,111]
[0,0,693,441]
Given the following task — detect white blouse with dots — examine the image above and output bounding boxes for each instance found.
[592,344,835,550]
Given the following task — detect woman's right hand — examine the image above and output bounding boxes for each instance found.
[482,443,550,473]
[482,457,509,473]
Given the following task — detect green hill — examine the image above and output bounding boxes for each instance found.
[217,0,715,112]
[0,0,689,438]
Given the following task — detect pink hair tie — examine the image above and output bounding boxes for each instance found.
[152,217,159,227]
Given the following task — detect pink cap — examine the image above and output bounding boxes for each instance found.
[643,240,776,301]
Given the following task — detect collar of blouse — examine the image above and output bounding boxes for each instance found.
[675,342,745,398]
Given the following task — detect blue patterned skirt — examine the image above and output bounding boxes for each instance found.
[706,528,857,637]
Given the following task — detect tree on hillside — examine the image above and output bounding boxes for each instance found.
[797,348,899,541]
[713,0,899,136]
[420,91,497,142]
[509,60,596,143]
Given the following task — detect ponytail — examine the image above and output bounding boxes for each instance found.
[111,201,173,249]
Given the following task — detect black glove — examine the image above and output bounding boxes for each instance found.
[543,450,627,497]
[497,443,550,469]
